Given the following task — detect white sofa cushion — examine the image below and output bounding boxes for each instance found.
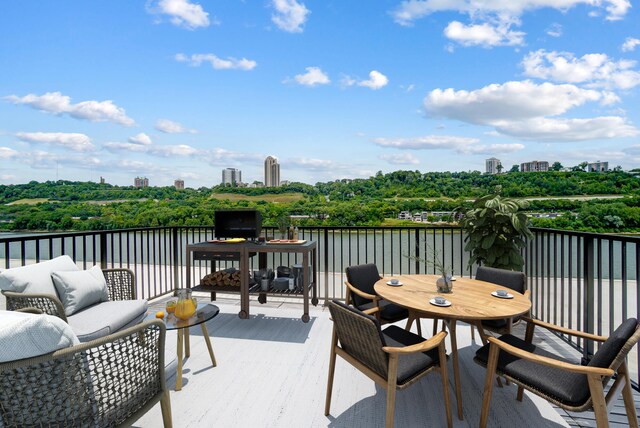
[52,265,109,316]
[0,255,79,295]
[68,300,149,342]
[0,310,80,362]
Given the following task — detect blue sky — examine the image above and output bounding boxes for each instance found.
[1,0,639,187]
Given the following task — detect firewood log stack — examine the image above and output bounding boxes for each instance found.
[201,268,241,287]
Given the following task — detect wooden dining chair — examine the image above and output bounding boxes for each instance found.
[345,264,418,334]
[474,317,640,428]
[472,266,529,339]
[325,300,452,428]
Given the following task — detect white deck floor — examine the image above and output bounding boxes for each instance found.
[133,294,635,428]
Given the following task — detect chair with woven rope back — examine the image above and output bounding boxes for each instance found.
[474,317,640,428]
[471,266,529,341]
[0,317,172,428]
[345,264,418,334]
[325,300,452,428]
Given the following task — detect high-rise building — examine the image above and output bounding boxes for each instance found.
[486,157,501,174]
[264,156,280,187]
[222,168,242,186]
[174,179,185,190]
[134,176,149,188]
[520,161,549,172]
[588,161,609,172]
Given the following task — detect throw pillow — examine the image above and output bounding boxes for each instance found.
[0,255,79,295]
[0,310,80,362]
[52,265,109,316]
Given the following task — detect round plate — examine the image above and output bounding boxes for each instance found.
[429,298,451,307]
[491,291,514,299]
[449,276,457,281]
[386,281,403,286]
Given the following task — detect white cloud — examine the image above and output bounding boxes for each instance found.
[546,23,563,37]
[358,71,389,90]
[379,153,420,165]
[621,37,640,52]
[271,0,310,33]
[15,132,95,152]
[155,118,197,134]
[494,117,639,141]
[288,157,335,170]
[341,71,389,89]
[374,135,480,150]
[424,80,638,142]
[391,0,630,26]
[0,147,18,159]
[444,21,525,47]
[5,92,135,126]
[129,133,153,145]
[156,0,210,29]
[522,49,640,90]
[425,81,604,124]
[1,175,15,180]
[22,150,102,170]
[175,53,257,71]
[103,142,150,153]
[293,67,330,86]
[373,135,524,155]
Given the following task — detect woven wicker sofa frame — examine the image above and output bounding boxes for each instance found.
[2,268,136,322]
[0,317,172,427]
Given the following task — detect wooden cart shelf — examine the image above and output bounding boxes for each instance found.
[186,240,318,322]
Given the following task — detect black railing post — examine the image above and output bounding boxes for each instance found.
[414,228,420,274]
[172,227,180,294]
[583,236,595,362]
[99,231,108,269]
[324,227,329,306]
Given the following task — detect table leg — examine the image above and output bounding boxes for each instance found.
[302,252,310,321]
[176,329,184,391]
[200,322,217,367]
[185,327,190,358]
[474,321,488,346]
[445,319,464,420]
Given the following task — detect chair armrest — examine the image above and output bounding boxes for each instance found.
[102,268,136,300]
[16,307,44,315]
[0,320,167,427]
[2,290,67,321]
[383,331,448,355]
[522,317,608,342]
[363,306,381,316]
[486,336,614,377]
[345,281,380,303]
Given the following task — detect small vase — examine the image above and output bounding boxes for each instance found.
[436,275,453,293]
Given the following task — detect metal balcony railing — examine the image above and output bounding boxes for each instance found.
[1,225,639,386]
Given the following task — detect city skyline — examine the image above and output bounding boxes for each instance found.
[1,1,639,187]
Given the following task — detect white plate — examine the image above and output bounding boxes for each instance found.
[449,276,457,281]
[429,298,451,307]
[386,281,403,286]
[491,291,514,299]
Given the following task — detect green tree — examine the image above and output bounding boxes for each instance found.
[550,162,563,171]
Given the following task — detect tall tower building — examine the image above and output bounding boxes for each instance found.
[222,168,242,186]
[134,177,149,188]
[174,179,185,190]
[486,157,500,174]
[264,156,280,187]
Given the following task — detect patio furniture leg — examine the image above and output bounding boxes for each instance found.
[160,390,173,428]
[200,322,217,367]
[433,318,438,336]
[445,319,463,420]
[405,313,414,332]
[438,342,453,428]
[176,329,184,391]
[619,362,639,428]
[386,354,399,428]
[517,385,525,401]
[587,373,610,428]
[480,342,500,428]
[324,328,338,416]
[185,328,190,358]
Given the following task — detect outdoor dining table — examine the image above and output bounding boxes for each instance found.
[374,274,531,420]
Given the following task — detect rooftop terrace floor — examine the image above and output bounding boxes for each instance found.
[130,294,640,428]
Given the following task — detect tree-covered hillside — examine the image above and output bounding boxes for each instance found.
[1,170,639,233]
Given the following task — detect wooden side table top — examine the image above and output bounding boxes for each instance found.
[374,274,531,321]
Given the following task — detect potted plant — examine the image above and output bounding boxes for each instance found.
[406,245,453,293]
[456,187,532,271]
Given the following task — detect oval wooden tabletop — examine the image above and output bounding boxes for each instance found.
[374,274,531,321]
